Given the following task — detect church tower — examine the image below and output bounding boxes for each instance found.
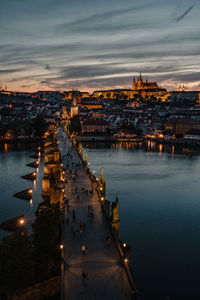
[132,77,137,90]
[137,73,143,90]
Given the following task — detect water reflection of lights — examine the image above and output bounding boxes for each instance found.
[172,146,175,156]
[34,179,36,188]
[4,143,8,153]
[159,144,163,155]
[30,199,33,207]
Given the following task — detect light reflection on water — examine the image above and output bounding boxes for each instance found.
[82,142,200,300]
[0,144,44,240]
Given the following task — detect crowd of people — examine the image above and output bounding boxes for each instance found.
[59,128,111,286]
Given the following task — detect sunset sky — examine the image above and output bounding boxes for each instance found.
[0,0,199,92]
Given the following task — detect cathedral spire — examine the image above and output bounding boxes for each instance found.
[132,77,137,90]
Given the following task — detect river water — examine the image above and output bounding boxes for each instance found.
[1,141,200,300]
[82,141,200,300]
[0,143,44,240]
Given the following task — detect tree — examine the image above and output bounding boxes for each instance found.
[0,230,34,294]
[0,122,8,139]
[33,115,48,137]
[22,120,34,136]
[68,115,81,135]
[32,203,61,281]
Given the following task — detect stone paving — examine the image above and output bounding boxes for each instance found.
[57,128,133,300]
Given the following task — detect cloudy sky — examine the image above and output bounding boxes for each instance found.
[0,0,199,92]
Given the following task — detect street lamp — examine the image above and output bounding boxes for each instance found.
[123,243,127,248]
[60,244,64,250]
[19,218,24,225]
[29,189,33,194]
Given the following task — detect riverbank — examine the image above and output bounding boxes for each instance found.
[0,137,44,144]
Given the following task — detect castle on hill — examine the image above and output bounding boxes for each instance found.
[132,74,159,91]
[92,74,167,100]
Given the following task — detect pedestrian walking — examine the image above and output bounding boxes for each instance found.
[83,223,86,231]
[81,271,88,284]
[85,245,88,254]
[82,245,86,256]
[106,235,110,246]
[73,213,76,221]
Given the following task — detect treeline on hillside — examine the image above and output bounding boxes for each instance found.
[0,202,61,298]
[0,115,48,139]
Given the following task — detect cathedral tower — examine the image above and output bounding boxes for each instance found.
[132,77,137,90]
[137,73,143,90]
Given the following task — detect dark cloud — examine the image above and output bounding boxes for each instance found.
[0,68,26,74]
[58,4,155,34]
[44,64,51,70]
[62,4,151,27]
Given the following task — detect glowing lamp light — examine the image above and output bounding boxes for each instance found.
[88,162,91,166]
[124,258,128,263]
[33,172,36,176]
[96,178,99,181]
[100,187,103,191]
[29,189,33,194]
[19,219,24,225]
[123,243,127,248]
[61,163,63,167]
[93,170,95,174]
[62,189,65,192]
[101,197,104,201]
[60,244,64,250]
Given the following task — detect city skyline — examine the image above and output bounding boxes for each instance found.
[0,0,200,92]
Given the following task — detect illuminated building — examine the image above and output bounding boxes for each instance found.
[92,74,167,100]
